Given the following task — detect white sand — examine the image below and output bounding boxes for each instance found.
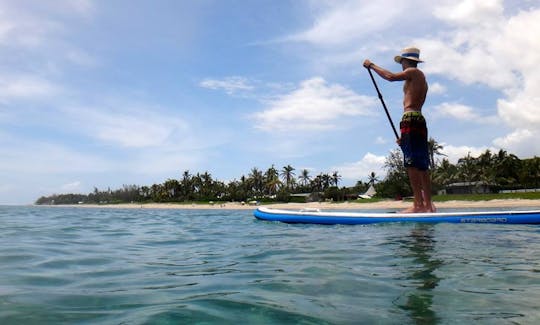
[53,199,540,210]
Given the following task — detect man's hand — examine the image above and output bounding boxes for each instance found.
[363,59,373,69]
[396,137,402,146]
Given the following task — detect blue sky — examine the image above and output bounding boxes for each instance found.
[1,0,539,204]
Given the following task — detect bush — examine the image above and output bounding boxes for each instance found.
[324,186,344,202]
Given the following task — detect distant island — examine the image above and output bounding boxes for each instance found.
[36,146,540,206]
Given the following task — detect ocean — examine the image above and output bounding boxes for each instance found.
[1,205,540,324]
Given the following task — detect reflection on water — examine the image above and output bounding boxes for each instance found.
[397,224,444,324]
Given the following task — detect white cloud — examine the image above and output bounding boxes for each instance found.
[200,76,254,95]
[429,82,446,95]
[493,129,540,157]
[0,75,62,101]
[435,102,478,120]
[127,147,204,177]
[60,181,83,192]
[375,136,387,145]
[0,131,207,203]
[494,9,540,134]
[65,49,98,67]
[0,1,97,71]
[0,140,112,174]
[63,0,95,16]
[414,2,540,157]
[433,102,499,124]
[0,19,14,41]
[283,0,538,162]
[417,2,538,92]
[332,152,386,182]
[253,77,376,132]
[0,2,64,48]
[62,104,190,148]
[497,92,540,129]
[287,1,408,46]
[440,144,495,164]
[433,0,503,26]
[420,39,517,90]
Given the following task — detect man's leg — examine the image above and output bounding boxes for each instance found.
[402,167,425,213]
[420,171,436,212]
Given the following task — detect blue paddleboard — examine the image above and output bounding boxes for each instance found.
[253,207,540,225]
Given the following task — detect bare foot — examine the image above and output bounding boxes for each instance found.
[426,202,436,213]
[400,206,425,214]
[401,204,438,213]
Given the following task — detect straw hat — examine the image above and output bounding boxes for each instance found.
[394,47,424,63]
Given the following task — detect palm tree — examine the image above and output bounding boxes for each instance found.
[228,178,248,202]
[192,173,203,199]
[433,158,458,187]
[428,137,445,168]
[265,165,281,195]
[248,167,264,197]
[321,173,332,190]
[181,170,192,200]
[298,169,311,188]
[213,180,226,200]
[200,171,214,199]
[163,178,180,200]
[494,149,520,186]
[457,153,478,183]
[239,175,248,199]
[521,157,540,188]
[331,171,341,187]
[280,165,296,190]
[151,183,167,202]
[476,150,496,185]
[139,186,151,200]
[266,178,282,196]
[311,174,323,192]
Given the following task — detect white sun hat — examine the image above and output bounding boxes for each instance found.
[394,47,424,63]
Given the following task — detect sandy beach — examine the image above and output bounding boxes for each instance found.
[55,199,540,210]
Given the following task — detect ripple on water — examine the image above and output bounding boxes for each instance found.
[2,206,540,324]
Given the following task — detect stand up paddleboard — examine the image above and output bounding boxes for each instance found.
[254,207,540,225]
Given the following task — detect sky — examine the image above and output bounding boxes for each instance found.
[0,0,539,204]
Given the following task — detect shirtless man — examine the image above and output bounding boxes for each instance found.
[363,47,435,213]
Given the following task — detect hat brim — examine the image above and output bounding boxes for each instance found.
[394,55,424,63]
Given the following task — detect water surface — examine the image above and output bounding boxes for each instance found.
[1,206,540,324]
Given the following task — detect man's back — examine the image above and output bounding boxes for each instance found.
[402,67,428,111]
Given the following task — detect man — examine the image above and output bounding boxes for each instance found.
[363,47,435,213]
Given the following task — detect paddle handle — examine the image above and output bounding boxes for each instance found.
[366,67,400,140]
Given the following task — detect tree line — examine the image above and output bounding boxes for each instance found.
[36,142,540,205]
[378,146,540,198]
[35,166,367,205]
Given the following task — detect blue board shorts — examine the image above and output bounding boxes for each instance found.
[400,111,430,170]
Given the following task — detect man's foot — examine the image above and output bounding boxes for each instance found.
[426,202,436,213]
[400,206,425,213]
[401,203,436,213]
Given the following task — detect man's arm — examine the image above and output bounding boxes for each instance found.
[363,59,409,82]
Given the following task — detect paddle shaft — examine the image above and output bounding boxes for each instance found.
[366,67,400,140]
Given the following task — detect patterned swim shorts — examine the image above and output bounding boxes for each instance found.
[400,111,429,171]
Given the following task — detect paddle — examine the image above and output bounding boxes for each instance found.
[366,66,400,140]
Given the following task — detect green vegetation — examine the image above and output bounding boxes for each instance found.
[35,141,540,205]
[36,168,367,205]
[353,192,540,205]
[433,192,540,202]
[379,144,540,200]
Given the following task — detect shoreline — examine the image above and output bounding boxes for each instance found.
[41,199,540,210]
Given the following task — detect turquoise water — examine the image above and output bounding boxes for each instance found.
[1,206,540,324]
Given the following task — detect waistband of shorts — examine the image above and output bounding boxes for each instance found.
[402,110,423,117]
